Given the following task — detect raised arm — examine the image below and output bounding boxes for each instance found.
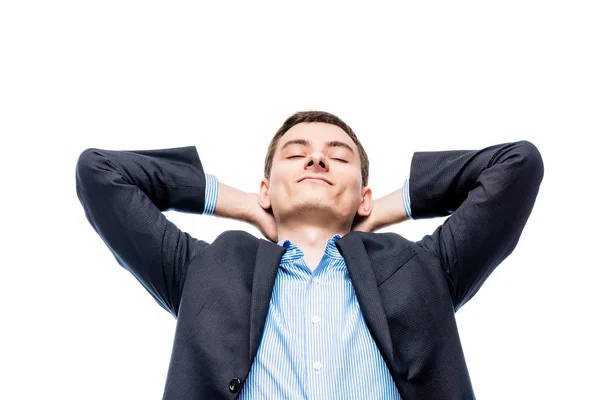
[75,146,213,317]
[409,140,544,311]
[75,145,278,317]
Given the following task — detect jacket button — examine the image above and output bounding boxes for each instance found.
[229,378,242,393]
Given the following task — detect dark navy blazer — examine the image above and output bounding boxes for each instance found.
[75,140,544,399]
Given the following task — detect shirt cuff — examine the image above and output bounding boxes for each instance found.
[403,178,414,220]
[203,173,218,216]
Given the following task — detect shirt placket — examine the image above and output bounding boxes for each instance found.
[306,265,327,399]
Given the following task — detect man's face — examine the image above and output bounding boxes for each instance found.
[259,122,371,225]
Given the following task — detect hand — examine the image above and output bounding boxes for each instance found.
[351,198,381,233]
[351,189,410,233]
[248,193,278,242]
[213,183,278,242]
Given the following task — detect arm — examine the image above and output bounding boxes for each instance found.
[75,145,212,317]
[212,181,278,242]
[409,140,544,310]
[76,145,277,317]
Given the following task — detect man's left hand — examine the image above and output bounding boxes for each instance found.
[351,188,409,233]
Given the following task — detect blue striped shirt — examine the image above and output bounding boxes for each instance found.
[203,174,412,398]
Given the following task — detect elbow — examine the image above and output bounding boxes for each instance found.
[75,148,107,191]
[517,140,545,184]
[76,148,101,170]
[76,148,108,176]
[76,148,94,183]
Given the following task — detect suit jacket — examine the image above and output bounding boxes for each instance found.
[75,140,544,399]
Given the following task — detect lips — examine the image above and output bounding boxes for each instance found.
[298,176,332,185]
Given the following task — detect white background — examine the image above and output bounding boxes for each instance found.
[1,1,598,399]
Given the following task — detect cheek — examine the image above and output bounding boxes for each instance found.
[341,183,364,205]
[272,171,299,193]
[267,178,293,203]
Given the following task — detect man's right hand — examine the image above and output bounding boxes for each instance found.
[214,182,278,242]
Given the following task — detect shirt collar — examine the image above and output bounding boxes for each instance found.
[277,233,344,262]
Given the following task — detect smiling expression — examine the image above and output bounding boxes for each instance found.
[259,122,372,225]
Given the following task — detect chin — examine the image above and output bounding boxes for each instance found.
[296,198,343,216]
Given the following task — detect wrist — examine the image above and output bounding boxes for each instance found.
[376,188,409,229]
[214,182,254,224]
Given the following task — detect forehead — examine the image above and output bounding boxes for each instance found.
[277,122,356,151]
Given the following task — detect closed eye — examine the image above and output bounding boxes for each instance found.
[288,155,347,162]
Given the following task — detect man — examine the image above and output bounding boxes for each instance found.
[75,110,544,399]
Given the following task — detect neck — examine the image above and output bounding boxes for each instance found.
[276,219,351,271]
[277,224,349,271]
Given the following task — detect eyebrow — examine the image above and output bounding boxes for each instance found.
[280,139,355,155]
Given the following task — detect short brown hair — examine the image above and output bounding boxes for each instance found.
[264,110,370,186]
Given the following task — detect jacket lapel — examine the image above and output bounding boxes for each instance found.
[248,239,285,365]
[248,234,397,380]
[336,232,396,373]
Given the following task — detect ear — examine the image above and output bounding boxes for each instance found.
[356,186,373,217]
[258,178,272,210]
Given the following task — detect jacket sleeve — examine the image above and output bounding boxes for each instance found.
[75,145,211,317]
[409,140,544,311]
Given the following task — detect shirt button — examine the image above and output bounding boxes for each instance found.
[313,362,322,371]
[312,315,320,324]
[312,277,320,284]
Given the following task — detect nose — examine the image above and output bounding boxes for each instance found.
[304,151,329,171]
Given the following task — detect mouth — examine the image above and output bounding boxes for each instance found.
[298,177,332,185]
